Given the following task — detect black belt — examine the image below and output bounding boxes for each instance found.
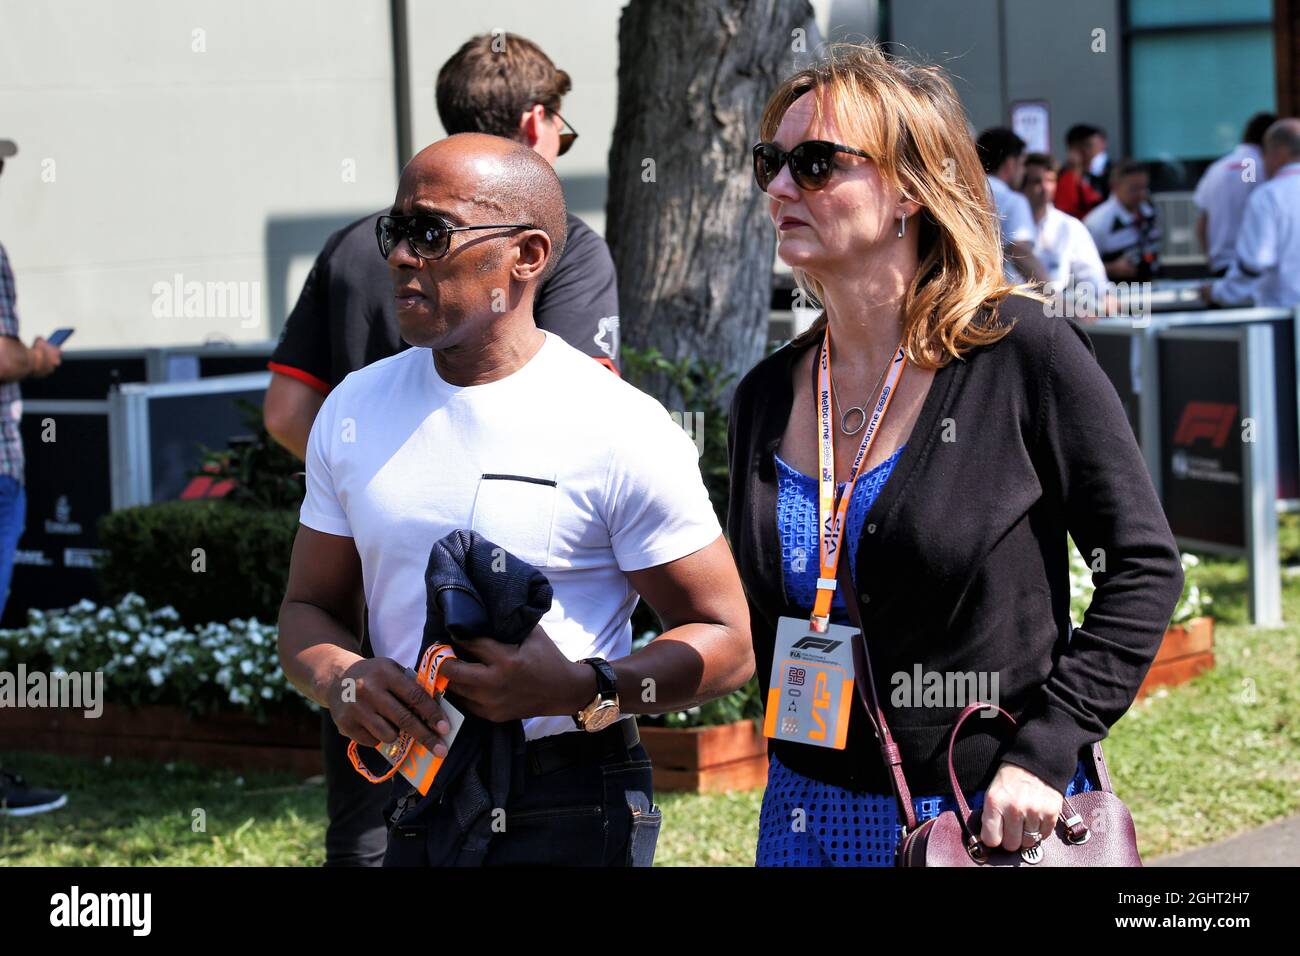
[525,718,640,776]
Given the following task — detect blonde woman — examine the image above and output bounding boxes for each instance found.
[727,42,1183,867]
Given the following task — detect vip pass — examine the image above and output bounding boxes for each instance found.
[764,327,909,751]
[764,618,857,749]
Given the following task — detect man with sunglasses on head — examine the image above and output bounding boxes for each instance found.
[263,32,620,868]
[278,133,752,866]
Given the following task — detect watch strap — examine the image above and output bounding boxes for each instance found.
[580,657,617,701]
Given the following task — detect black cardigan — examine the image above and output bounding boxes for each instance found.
[726,293,1184,797]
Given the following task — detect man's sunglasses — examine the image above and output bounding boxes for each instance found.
[375,214,532,261]
[552,110,578,156]
[752,140,870,192]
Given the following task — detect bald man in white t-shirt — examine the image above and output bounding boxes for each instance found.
[278,134,753,866]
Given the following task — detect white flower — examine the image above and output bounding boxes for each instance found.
[147,667,166,686]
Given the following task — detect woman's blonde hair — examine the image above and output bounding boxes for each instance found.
[760,41,1036,367]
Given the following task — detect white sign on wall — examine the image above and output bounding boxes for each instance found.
[1011,100,1052,155]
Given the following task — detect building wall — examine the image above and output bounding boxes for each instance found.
[401,0,626,237]
[888,0,1125,160]
[0,0,1161,351]
[399,0,867,267]
[0,0,398,348]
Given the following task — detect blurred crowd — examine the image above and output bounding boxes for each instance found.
[977,112,1300,312]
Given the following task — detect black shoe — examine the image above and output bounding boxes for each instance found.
[0,769,68,817]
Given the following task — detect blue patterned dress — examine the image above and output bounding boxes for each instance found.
[756,446,1096,867]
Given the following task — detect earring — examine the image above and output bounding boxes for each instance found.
[897,213,907,238]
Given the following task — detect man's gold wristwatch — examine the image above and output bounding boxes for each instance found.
[573,657,620,732]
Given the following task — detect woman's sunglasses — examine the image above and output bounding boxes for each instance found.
[752,140,870,192]
[375,214,533,261]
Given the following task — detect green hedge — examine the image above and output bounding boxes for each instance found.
[97,500,299,626]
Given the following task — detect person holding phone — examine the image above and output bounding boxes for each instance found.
[0,136,68,818]
[0,138,65,618]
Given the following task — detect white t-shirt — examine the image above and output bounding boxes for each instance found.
[1212,162,1300,308]
[299,329,723,740]
[987,174,1037,246]
[1193,143,1262,273]
[987,174,1037,282]
[1033,206,1108,299]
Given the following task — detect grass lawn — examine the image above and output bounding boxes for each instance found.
[2,553,1296,866]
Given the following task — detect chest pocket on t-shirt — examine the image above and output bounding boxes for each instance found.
[469,472,558,570]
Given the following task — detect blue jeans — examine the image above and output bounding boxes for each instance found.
[0,476,26,619]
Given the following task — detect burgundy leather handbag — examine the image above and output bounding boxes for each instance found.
[837,561,1143,867]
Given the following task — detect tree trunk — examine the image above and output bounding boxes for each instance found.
[605,0,812,408]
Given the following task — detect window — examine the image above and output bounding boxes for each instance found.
[1126,0,1276,161]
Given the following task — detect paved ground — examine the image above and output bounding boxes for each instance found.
[1148,813,1300,866]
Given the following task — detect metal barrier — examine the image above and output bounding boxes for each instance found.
[6,345,275,627]
[1087,307,1296,625]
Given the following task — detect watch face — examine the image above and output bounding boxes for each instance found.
[583,700,620,732]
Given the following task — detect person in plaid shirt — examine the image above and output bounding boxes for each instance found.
[0,139,65,613]
[0,137,69,818]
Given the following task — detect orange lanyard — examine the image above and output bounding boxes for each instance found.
[811,325,908,632]
[347,642,455,784]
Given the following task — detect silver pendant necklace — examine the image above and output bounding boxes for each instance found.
[830,359,890,436]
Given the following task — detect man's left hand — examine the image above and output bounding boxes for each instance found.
[440,626,595,723]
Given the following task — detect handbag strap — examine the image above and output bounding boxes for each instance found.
[838,559,919,831]
[942,701,1090,846]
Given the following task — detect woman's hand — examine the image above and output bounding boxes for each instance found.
[980,762,1064,851]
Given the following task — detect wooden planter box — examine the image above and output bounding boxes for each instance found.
[638,718,767,793]
[0,702,322,776]
[1136,616,1215,700]
[4,615,1206,784]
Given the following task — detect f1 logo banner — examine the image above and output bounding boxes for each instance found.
[1158,337,1245,549]
[1172,402,1238,450]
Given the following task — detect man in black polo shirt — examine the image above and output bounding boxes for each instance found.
[264,32,620,866]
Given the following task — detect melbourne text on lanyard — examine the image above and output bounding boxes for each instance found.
[762,324,909,750]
